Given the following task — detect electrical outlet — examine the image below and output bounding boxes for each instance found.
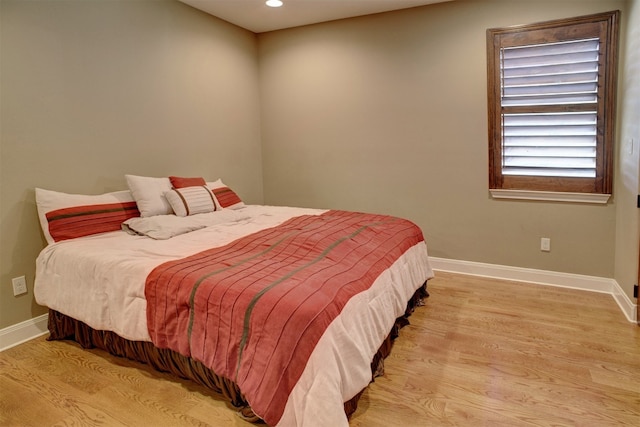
[540,238,551,252]
[12,276,27,296]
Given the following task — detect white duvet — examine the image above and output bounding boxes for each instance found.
[34,205,433,426]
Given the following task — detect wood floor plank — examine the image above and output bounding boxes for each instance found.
[1,353,129,427]
[1,271,638,426]
[0,373,69,427]
[350,272,640,426]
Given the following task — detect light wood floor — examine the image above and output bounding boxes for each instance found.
[1,271,638,426]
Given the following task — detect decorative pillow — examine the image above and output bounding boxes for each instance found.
[35,188,140,244]
[164,186,217,217]
[125,174,173,217]
[169,176,206,189]
[207,179,245,210]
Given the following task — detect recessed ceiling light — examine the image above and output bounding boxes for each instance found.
[266,0,283,7]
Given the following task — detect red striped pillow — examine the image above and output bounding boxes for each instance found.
[46,202,140,242]
[36,188,140,244]
[207,179,245,210]
[169,176,206,189]
[212,186,243,208]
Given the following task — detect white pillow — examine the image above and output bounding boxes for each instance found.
[165,186,217,217]
[125,174,173,217]
[35,187,139,245]
[207,179,245,210]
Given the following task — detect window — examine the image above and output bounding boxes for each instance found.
[487,11,619,202]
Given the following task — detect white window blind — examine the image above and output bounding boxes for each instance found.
[500,38,599,178]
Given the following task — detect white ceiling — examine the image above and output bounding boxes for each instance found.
[179,0,452,33]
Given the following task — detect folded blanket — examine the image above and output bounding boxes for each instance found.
[146,210,429,425]
[122,209,251,239]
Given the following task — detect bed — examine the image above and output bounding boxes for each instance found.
[34,175,434,427]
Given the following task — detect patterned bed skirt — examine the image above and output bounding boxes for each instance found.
[46,282,429,424]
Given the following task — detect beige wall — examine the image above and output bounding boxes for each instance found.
[614,0,640,300]
[259,0,628,286]
[0,0,263,329]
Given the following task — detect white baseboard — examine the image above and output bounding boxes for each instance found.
[429,257,637,323]
[0,313,49,352]
[611,284,637,324]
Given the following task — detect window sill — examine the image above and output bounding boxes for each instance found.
[490,189,611,204]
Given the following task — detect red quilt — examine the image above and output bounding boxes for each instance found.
[145,210,425,425]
